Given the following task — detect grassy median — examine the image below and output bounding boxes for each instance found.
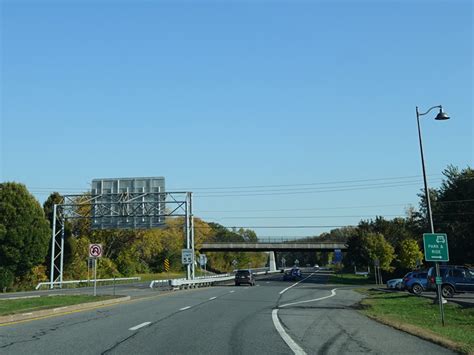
[0,295,116,316]
[357,289,474,354]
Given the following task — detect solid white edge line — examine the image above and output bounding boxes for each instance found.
[179,306,191,311]
[272,309,306,355]
[280,288,337,308]
[279,273,314,295]
[209,297,217,300]
[129,322,151,331]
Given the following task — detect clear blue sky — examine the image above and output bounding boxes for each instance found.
[1,0,472,238]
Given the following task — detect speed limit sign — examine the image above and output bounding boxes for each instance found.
[89,244,103,258]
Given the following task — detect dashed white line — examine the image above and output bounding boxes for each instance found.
[272,309,306,355]
[179,306,191,311]
[229,290,235,293]
[209,297,217,300]
[129,322,151,331]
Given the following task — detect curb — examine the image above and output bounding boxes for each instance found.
[0,296,131,325]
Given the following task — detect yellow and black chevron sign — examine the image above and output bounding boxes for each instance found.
[164,258,170,272]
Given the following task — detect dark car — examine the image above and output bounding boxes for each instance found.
[235,269,255,286]
[402,271,428,295]
[427,265,474,298]
[283,267,302,281]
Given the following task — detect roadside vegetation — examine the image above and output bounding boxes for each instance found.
[1,165,472,292]
[358,289,474,354]
[0,295,117,316]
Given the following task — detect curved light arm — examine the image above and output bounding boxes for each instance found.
[417,105,442,117]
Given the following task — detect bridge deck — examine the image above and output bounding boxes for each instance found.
[200,242,347,252]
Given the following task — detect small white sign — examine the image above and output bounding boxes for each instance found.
[199,254,207,266]
[89,244,103,258]
[182,249,193,265]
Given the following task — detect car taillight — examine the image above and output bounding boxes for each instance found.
[430,276,435,283]
[404,278,409,282]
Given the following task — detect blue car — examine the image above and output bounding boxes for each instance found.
[402,271,428,295]
[283,267,302,281]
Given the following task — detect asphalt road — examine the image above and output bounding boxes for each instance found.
[0,272,455,354]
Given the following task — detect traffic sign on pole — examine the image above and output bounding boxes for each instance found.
[89,244,103,258]
[423,233,449,262]
[181,249,193,265]
[164,258,170,272]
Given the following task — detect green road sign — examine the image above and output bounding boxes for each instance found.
[423,233,449,262]
[436,276,442,285]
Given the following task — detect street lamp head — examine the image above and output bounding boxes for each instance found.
[435,108,450,120]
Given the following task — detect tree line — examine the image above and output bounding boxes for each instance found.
[0,186,266,291]
[0,165,472,291]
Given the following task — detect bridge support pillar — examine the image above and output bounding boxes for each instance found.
[268,251,277,272]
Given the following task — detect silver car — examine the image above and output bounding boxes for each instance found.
[386,278,403,290]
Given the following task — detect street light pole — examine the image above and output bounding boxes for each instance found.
[416,105,450,326]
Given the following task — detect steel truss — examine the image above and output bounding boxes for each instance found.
[50,192,194,289]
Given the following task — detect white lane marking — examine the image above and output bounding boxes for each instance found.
[256,285,260,287]
[280,288,337,308]
[179,306,191,311]
[272,309,306,355]
[229,290,235,293]
[209,297,217,300]
[266,282,270,284]
[129,322,151,331]
[53,307,68,312]
[279,273,314,295]
[22,313,33,316]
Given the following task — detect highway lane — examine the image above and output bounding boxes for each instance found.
[0,273,454,354]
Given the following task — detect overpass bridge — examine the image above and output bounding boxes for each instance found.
[199,239,347,272]
[199,241,347,252]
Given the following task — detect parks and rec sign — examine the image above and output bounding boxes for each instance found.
[423,233,449,262]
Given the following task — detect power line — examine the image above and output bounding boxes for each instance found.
[204,214,404,219]
[170,174,443,190]
[195,181,441,197]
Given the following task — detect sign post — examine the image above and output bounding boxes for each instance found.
[423,233,449,326]
[199,254,207,272]
[89,244,103,296]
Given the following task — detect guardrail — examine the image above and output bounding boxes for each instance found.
[36,277,141,290]
[149,269,280,290]
[149,273,233,289]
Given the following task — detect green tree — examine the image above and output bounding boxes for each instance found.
[428,166,474,264]
[345,231,395,271]
[0,183,51,289]
[397,239,423,270]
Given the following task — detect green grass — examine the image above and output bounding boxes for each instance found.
[0,295,116,316]
[328,273,373,285]
[358,289,474,354]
